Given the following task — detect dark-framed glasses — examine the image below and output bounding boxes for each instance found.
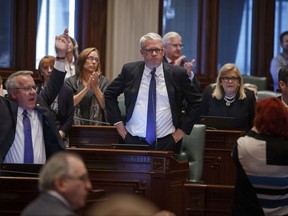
[14,85,37,92]
[86,56,99,62]
[221,77,239,82]
[143,48,163,55]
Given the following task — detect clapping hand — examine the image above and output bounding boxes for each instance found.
[89,71,100,88]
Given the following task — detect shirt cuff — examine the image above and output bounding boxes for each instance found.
[54,60,65,72]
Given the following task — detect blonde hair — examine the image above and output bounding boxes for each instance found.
[212,63,246,100]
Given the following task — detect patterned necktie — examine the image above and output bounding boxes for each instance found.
[170,60,175,65]
[146,69,157,144]
[23,110,34,163]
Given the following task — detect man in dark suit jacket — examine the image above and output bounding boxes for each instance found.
[0,29,69,163]
[21,152,92,216]
[104,32,202,154]
[162,31,200,90]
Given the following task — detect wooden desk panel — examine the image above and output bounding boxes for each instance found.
[68,125,120,148]
[0,175,105,216]
[0,149,188,216]
[203,130,245,185]
[184,183,234,216]
[68,148,189,216]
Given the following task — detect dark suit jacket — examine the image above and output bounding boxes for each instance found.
[104,61,202,135]
[200,85,256,132]
[163,57,200,90]
[0,68,66,162]
[37,84,74,135]
[21,192,78,216]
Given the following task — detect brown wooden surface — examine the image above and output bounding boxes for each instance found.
[0,149,188,216]
[203,130,245,185]
[0,163,105,216]
[184,183,234,216]
[68,148,189,216]
[68,125,120,148]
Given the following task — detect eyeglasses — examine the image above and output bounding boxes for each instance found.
[221,77,239,82]
[169,44,184,49]
[64,174,90,182]
[143,48,163,55]
[14,85,37,92]
[86,56,99,62]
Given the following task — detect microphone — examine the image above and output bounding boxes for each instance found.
[74,117,110,125]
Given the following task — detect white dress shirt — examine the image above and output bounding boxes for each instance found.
[126,64,175,138]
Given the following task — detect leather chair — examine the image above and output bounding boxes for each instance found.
[242,76,267,91]
[176,124,206,183]
[257,90,281,101]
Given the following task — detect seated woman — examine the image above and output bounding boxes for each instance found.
[37,55,74,141]
[200,63,256,131]
[65,47,110,125]
[232,98,288,215]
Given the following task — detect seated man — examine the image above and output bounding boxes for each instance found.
[21,152,92,216]
[270,31,288,92]
[278,65,288,108]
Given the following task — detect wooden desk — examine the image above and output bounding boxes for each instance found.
[184,183,234,216]
[203,130,245,185]
[68,125,120,148]
[68,148,189,216]
[0,164,105,216]
[0,149,188,216]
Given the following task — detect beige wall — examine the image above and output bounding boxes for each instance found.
[105,0,159,81]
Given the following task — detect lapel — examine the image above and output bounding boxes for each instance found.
[7,98,19,124]
[163,63,175,105]
[130,63,145,106]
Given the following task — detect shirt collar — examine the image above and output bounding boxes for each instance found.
[144,64,163,77]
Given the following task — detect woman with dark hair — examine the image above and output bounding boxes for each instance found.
[65,47,109,125]
[232,97,288,215]
[37,55,74,141]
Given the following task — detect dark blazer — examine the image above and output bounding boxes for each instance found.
[37,84,74,135]
[163,57,200,90]
[21,192,78,216]
[200,85,256,132]
[0,68,66,162]
[104,61,202,135]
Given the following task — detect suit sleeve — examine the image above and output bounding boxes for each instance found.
[58,86,74,134]
[40,68,66,106]
[104,68,127,125]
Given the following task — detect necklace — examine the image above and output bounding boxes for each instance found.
[224,95,235,106]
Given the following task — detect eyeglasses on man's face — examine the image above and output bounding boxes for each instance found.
[64,173,90,183]
[14,85,37,92]
[169,44,184,49]
[221,76,239,82]
[143,48,163,55]
[86,56,99,62]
